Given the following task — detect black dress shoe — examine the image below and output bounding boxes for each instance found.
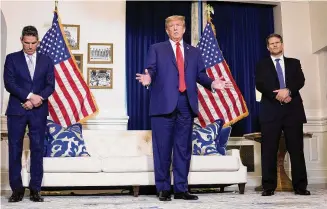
[174,192,198,200]
[158,190,171,201]
[294,189,311,195]
[261,189,275,196]
[30,190,44,202]
[8,190,25,202]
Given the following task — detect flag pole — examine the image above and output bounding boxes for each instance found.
[206,4,216,36]
[55,0,58,11]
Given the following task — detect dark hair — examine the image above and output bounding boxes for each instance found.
[21,25,39,40]
[266,33,283,46]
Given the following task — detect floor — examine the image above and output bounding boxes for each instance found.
[1,186,326,209]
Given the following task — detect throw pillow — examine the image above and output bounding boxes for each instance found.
[46,120,90,157]
[215,126,232,155]
[192,119,224,156]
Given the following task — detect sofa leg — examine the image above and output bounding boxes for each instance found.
[219,186,225,193]
[132,185,140,197]
[238,183,246,194]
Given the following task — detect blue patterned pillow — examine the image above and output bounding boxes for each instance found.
[46,120,90,157]
[192,119,224,155]
[215,126,232,155]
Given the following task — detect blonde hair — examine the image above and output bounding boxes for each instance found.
[165,15,185,29]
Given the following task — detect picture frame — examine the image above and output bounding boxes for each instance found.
[72,53,83,73]
[63,24,80,50]
[87,68,113,89]
[87,43,113,64]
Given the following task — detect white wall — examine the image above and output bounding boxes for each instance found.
[0,1,128,130]
[309,1,327,53]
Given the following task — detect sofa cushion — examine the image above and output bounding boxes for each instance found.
[101,156,154,172]
[46,120,90,157]
[190,155,240,172]
[192,120,224,156]
[27,157,101,173]
[216,126,232,155]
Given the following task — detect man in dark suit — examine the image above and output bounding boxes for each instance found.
[255,33,310,196]
[4,26,55,202]
[136,15,231,201]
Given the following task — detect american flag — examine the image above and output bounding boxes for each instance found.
[38,10,98,127]
[195,23,248,127]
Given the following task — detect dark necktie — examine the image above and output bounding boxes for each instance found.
[176,42,186,92]
[275,58,285,88]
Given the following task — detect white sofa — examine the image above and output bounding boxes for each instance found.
[21,130,247,196]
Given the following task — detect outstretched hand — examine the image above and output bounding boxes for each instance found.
[136,69,151,87]
[212,76,233,90]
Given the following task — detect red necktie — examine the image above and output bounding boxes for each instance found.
[176,42,186,92]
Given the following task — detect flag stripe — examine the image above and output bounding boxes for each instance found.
[197,90,215,123]
[196,22,248,127]
[213,64,239,118]
[222,61,247,113]
[59,60,88,118]
[67,58,97,113]
[48,93,67,127]
[65,59,94,117]
[54,66,79,123]
[207,67,233,121]
[50,90,70,126]
[48,100,60,125]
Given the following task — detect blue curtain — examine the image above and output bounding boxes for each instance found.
[209,2,274,136]
[126,1,192,130]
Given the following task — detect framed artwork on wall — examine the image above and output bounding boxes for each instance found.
[73,53,83,73]
[87,43,113,64]
[87,67,113,89]
[62,24,80,50]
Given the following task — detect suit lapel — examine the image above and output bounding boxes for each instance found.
[33,52,42,81]
[19,50,32,81]
[267,58,279,81]
[284,56,289,87]
[183,42,189,70]
[165,41,177,69]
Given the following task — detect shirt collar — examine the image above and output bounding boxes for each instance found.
[24,52,36,58]
[169,39,183,47]
[271,54,283,62]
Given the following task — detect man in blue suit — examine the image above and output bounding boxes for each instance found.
[136,15,231,201]
[4,26,55,202]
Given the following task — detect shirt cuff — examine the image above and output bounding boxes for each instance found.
[27,93,33,100]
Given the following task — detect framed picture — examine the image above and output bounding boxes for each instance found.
[87,68,113,89]
[73,53,83,73]
[63,24,80,50]
[87,43,113,64]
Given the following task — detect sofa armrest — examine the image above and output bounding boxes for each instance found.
[226,149,240,157]
[226,149,246,167]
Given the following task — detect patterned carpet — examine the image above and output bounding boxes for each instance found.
[1,187,326,209]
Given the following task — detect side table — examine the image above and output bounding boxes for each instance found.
[243,132,312,192]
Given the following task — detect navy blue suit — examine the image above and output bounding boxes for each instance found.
[4,50,55,192]
[146,41,213,192]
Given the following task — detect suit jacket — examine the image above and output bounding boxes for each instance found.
[146,41,213,117]
[4,50,55,118]
[255,56,306,124]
